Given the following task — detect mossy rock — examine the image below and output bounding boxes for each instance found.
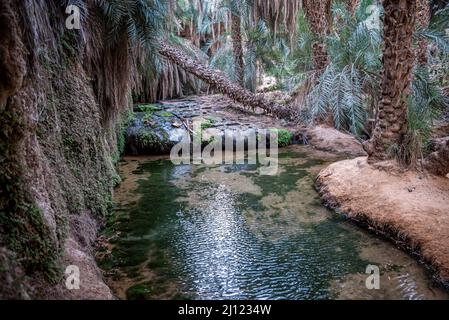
[124,110,179,155]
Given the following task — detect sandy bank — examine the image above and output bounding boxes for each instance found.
[316,157,449,286]
[297,125,367,157]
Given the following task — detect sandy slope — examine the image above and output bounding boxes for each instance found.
[316,157,449,285]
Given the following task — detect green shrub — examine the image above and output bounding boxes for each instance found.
[200,118,216,130]
[275,129,293,148]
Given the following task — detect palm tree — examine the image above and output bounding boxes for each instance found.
[363,0,417,162]
[251,0,302,42]
[416,0,430,65]
[208,0,303,92]
[99,0,290,116]
[230,0,245,86]
[346,0,360,16]
[303,0,332,73]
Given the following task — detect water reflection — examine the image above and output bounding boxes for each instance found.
[175,184,245,298]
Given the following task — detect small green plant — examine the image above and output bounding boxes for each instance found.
[142,112,154,126]
[275,129,293,148]
[158,111,173,117]
[391,66,446,167]
[200,118,216,130]
[208,136,219,145]
[138,130,158,147]
[137,104,159,113]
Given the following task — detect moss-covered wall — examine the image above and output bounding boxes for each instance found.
[0,0,130,299]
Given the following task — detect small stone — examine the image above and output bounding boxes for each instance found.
[171,121,182,128]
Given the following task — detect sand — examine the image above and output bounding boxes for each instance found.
[316,157,449,286]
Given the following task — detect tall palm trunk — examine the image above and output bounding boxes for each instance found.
[416,0,430,65]
[303,0,331,73]
[347,0,360,16]
[157,41,290,118]
[363,0,416,162]
[231,0,245,87]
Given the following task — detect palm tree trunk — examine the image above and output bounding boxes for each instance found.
[157,41,290,118]
[303,0,331,73]
[416,0,430,65]
[363,0,416,162]
[231,0,245,87]
[347,0,360,16]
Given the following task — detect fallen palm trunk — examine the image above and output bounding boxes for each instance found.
[157,41,291,118]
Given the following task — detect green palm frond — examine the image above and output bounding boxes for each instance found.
[96,0,168,48]
[297,4,381,137]
[414,29,449,55]
[429,5,449,32]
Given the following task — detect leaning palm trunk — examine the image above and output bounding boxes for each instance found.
[416,0,430,65]
[158,41,290,118]
[363,0,416,162]
[231,1,245,86]
[303,0,331,73]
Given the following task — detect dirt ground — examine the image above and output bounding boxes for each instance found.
[316,157,449,286]
[300,125,367,157]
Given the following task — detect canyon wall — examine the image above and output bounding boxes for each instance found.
[0,0,132,299]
